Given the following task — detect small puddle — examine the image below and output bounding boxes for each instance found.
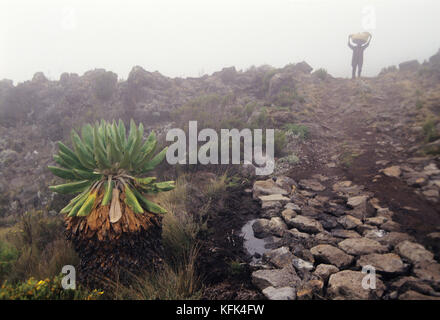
[240,219,273,262]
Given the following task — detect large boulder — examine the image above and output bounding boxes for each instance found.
[382,166,401,178]
[357,253,406,274]
[413,261,440,283]
[346,195,374,219]
[252,217,287,238]
[252,179,290,199]
[395,241,435,264]
[292,256,314,272]
[281,208,297,225]
[252,267,301,290]
[398,290,440,300]
[389,276,436,295]
[296,279,324,300]
[313,264,339,282]
[261,200,283,218]
[366,231,414,247]
[289,216,324,233]
[262,286,296,300]
[327,270,385,299]
[310,244,354,268]
[338,238,388,256]
[347,195,368,208]
[299,179,326,192]
[337,215,362,230]
[263,246,294,268]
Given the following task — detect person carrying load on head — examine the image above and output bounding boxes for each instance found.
[348,32,372,79]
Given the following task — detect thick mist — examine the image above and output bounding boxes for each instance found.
[1,0,439,83]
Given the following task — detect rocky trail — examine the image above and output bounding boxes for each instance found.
[243,76,440,300]
[1,51,440,300]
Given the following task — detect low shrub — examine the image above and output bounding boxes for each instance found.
[172,94,225,131]
[279,154,300,165]
[91,71,118,101]
[229,261,246,277]
[313,68,329,81]
[261,69,278,93]
[274,130,288,157]
[0,241,19,282]
[284,123,310,140]
[3,211,78,283]
[422,118,439,142]
[0,274,103,300]
[110,255,201,300]
[272,87,304,107]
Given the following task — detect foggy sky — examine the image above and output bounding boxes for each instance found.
[1,0,440,84]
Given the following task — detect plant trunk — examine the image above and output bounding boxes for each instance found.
[65,193,164,289]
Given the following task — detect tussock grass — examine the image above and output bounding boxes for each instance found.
[1,211,78,284]
[111,246,201,300]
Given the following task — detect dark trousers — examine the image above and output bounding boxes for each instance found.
[352,62,363,79]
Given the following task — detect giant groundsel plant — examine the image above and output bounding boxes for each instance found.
[48,119,174,223]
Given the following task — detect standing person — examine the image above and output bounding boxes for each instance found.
[348,34,372,79]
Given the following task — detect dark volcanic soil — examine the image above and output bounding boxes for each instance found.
[198,184,264,299]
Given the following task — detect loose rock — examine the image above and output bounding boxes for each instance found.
[332,229,361,239]
[413,261,440,283]
[252,267,301,290]
[338,238,388,256]
[290,215,324,234]
[327,270,385,300]
[281,209,297,226]
[382,166,401,177]
[398,290,440,300]
[395,241,435,264]
[310,244,354,268]
[253,179,289,199]
[337,215,362,230]
[292,256,314,272]
[357,253,406,274]
[299,179,326,192]
[263,247,294,268]
[313,264,339,282]
[262,286,296,300]
[258,194,291,203]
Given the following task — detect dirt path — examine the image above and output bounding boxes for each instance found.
[204,74,440,300]
[288,77,440,254]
